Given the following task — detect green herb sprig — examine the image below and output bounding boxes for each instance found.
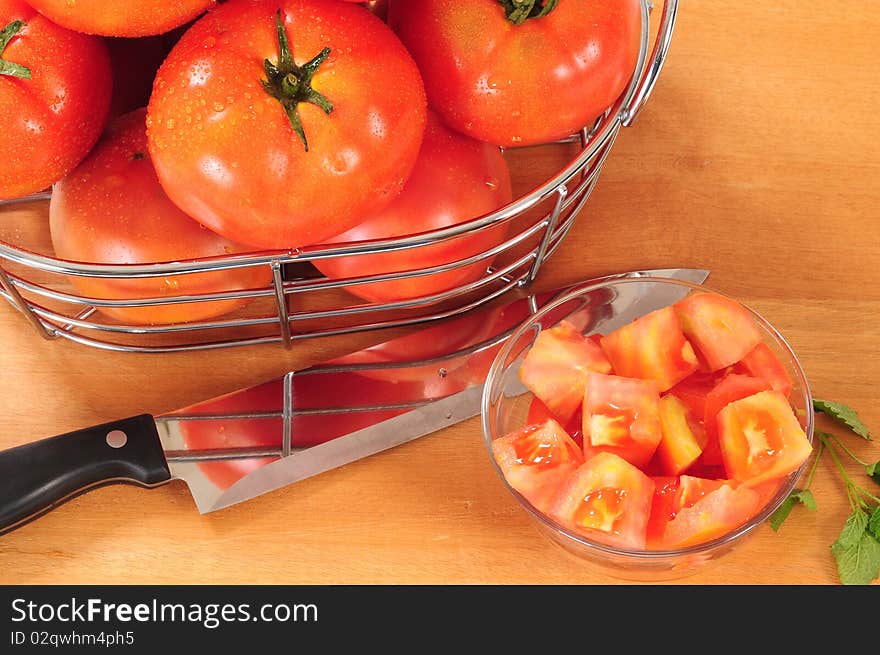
[771,399,878,585]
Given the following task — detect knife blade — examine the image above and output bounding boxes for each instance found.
[0,268,708,534]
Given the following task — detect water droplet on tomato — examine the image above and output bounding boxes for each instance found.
[165,119,175,130]
[511,136,523,143]
[485,177,499,190]
[203,36,216,49]
[213,101,225,112]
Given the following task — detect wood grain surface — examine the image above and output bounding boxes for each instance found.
[0,0,877,585]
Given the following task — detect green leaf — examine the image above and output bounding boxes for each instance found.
[869,507,880,542]
[866,460,880,486]
[831,532,880,585]
[769,488,817,531]
[770,496,796,532]
[813,399,872,440]
[796,489,817,511]
[834,509,868,550]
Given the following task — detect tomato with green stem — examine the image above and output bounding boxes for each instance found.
[388,0,641,147]
[0,0,111,199]
[147,0,427,250]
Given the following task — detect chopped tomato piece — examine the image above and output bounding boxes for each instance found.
[666,372,718,421]
[718,390,813,486]
[700,373,772,466]
[549,452,655,550]
[656,394,708,475]
[527,397,583,448]
[662,484,761,548]
[735,342,793,397]
[646,476,680,547]
[492,419,584,513]
[600,306,699,391]
[582,373,663,469]
[519,320,612,423]
[675,293,762,371]
[675,475,728,510]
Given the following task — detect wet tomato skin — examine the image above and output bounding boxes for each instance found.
[0,0,111,199]
[23,0,215,37]
[147,0,427,250]
[49,109,272,325]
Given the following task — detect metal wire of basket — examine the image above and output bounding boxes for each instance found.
[0,0,678,353]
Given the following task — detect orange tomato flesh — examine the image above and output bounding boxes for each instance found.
[656,394,707,475]
[519,320,612,424]
[718,390,812,487]
[573,487,628,532]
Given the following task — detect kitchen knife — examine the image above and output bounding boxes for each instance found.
[0,268,708,534]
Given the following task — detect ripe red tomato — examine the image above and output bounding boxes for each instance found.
[718,390,813,487]
[314,112,512,302]
[549,452,655,550]
[49,109,272,325]
[388,0,641,146]
[147,0,427,250]
[699,373,771,466]
[519,320,612,424]
[23,0,215,37]
[582,373,662,469]
[491,419,583,513]
[600,306,699,391]
[0,0,111,199]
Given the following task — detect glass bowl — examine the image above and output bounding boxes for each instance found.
[480,277,814,581]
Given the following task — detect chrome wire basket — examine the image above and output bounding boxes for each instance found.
[0,0,677,353]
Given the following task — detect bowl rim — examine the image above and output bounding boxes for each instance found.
[480,276,815,560]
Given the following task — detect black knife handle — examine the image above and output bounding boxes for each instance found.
[0,414,171,535]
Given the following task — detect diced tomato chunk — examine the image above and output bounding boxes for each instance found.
[582,373,662,468]
[519,320,612,423]
[600,306,699,391]
[735,343,793,397]
[675,293,762,371]
[527,397,583,448]
[656,394,708,475]
[492,419,584,513]
[699,373,772,466]
[549,452,655,550]
[675,475,728,510]
[646,476,680,547]
[717,390,813,487]
[662,484,761,548]
[666,372,718,421]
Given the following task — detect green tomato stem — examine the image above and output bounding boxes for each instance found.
[497,0,559,25]
[260,10,333,152]
[0,20,31,80]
